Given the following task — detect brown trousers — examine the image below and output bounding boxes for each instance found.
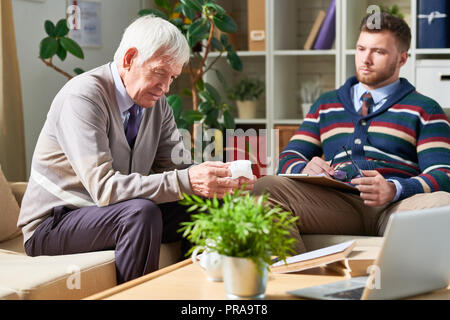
[251,175,450,254]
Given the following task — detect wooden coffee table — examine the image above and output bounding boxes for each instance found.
[86,258,450,300]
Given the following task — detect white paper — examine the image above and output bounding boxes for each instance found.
[272,240,355,267]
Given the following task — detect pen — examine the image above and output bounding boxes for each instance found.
[342,146,365,177]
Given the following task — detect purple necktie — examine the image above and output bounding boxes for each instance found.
[360,92,373,117]
[125,104,140,148]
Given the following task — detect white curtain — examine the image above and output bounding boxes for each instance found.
[0,0,26,181]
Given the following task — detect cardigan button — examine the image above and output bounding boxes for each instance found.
[354,138,362,145]
[361,120,367,126]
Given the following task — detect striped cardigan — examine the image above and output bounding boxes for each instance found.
[278,77,450,201]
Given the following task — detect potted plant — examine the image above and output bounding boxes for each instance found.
[140,0,242,157]
[178,187,299,299]
[227,78,265,119]
[299,80,322,118]
[39,18,85,80]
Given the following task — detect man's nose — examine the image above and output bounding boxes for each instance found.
[160,77,172,94]
[362,51,372,65]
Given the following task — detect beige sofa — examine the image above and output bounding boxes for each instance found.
[0,175,382,300]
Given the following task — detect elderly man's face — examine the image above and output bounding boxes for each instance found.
[122,49,183,108]
[355,31,407,90]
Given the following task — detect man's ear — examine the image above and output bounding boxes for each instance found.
[122,48,138,70]
[398,50,408,67]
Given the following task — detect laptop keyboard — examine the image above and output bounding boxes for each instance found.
[325,286,365,300]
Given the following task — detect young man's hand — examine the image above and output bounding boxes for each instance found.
[351,170,397,206]
[301,156,335,177]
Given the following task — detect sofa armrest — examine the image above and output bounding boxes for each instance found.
[7,182,28,207]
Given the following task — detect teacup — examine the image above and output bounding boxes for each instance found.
[192,247,223,282]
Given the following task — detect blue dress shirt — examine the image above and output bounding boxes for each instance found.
[109,62,144,129]
[351,80,403,202]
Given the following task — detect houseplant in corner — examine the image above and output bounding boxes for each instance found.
[140,0,243,154]
[39,18,85,80]
[227,77,265,119]
[178,187,299,299]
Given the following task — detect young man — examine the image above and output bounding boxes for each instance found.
[18,15,255,284]
[252,13,450,254]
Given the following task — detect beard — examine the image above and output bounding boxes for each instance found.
[356,58,397,87]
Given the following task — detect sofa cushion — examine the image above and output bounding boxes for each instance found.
[0,250,116,299]
[0,166,21,242]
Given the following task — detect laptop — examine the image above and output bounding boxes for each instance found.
[287,205,450,300]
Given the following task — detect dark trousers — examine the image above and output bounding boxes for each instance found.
[24,199,192,284]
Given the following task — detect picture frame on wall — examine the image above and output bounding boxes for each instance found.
[67,0,102,48]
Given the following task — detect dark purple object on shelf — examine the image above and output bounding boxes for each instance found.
[313,0,336,50]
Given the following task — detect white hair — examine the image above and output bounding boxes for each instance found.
[114,15,190,66]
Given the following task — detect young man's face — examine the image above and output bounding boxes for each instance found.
[355,30,407,90]
[121,48,183,108]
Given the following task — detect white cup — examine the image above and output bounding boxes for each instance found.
[192,247,223,282]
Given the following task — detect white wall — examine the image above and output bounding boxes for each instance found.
[12,0,144,177]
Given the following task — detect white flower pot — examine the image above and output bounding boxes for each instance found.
[236,100,259,119]
[222,256,268,299]
[301,103,312,118]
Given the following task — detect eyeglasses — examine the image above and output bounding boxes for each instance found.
[330,146,365,182]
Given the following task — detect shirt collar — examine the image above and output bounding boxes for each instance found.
[110,62,135,114]
[356,80,401,104]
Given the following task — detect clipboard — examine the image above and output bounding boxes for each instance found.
[278,173,358,192]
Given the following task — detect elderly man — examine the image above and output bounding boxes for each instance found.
[252,13,450,254]
[18,15,254,284]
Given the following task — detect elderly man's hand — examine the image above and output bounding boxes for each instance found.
[188,161,257,198]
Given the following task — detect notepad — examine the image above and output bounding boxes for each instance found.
[271,240,356,274]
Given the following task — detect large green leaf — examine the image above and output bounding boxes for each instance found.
[182,110,203,123]
[167,94,183,118]
[187,19,210,47]
[199,90,214,104]
[205,108,219,127]
[195,78,205,92]
[223,109,235,129]
[212,14,237,33]
[55,19,69,37]
[188,18,210,39]
[59,37,84,59]
[56,40,67,61]
[73,68,85,75]
[226,50,243,72]
[39,37,58,59]
[179,2,197,21]
[44,20,56,37]
[204,83,220,104]
[204,3,225,15]
[138,8,168,19]
[198,101,212,114]
[181,0,203,12]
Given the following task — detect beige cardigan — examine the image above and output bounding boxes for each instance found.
[18,64,193,243]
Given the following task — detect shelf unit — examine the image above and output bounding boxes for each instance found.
[144,0,450,174]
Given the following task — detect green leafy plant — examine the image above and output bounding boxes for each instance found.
[140,0,242,132]
[380,4,404,20]
[227,78,264,102]
[178,187,299,273]
[39,19,85,80]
